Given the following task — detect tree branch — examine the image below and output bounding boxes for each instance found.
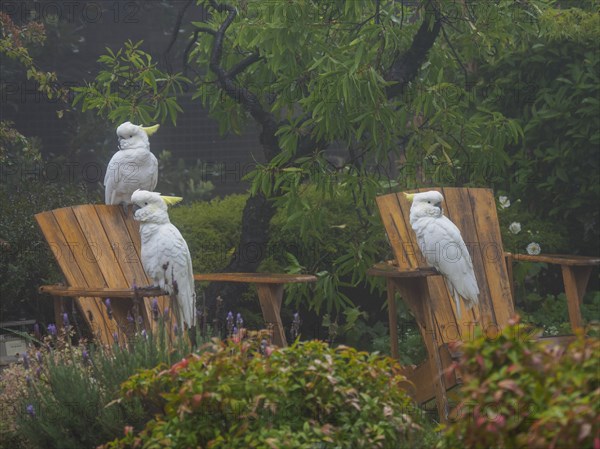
[202,0,281,159]
[163,0,194,71]
[385,0,442,99]
[441,24,469,83]
[227,52,263,79]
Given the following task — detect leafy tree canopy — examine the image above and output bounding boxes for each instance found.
[74,0,599,315]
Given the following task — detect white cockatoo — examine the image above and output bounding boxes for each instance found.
[405,191,479,318]
[131,190,196,330]
[105,122,159,206]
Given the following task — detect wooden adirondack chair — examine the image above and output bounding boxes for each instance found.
[368,187,600,421]
[35,205,317,347]
[35,205,173,346]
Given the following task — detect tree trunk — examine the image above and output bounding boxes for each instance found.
[202,192,275,328]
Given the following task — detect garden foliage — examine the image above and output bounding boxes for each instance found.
[102,339,435,449]
[443,320,600,449]
[8,316,199,449]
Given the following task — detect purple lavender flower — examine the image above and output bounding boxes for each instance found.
[236,313,244,329]
[62,313,70,327]
[26,404,35,417]
[22,353,30,370]
[113,332,119,344]
[163,306,169,316]
[35,367,42,378]
[151,298,159,321]
[141,329,147,339]
[47,324,57,336]
[36,351,42,364]
[291,312,301,340]
[82,349,89,364]
[33,323,41,339]
[226,311,234,336]
[104,298,113,320]
[126,311,134,324]
[173,324,179,336]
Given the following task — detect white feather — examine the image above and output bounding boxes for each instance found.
[104,122,158,205]
[408,191,479,318]
[132,190,196,329]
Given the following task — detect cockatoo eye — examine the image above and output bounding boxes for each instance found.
[144,202,148,205]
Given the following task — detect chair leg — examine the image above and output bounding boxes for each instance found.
[54,297,64,331]
[561,265,592,332]
[426,304,450,423]
[256,284,287,347]
[396,277,450,422]
[387,279,399,360]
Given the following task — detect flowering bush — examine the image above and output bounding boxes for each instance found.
[442,318,600,449]
[0,363,32,449]
[102,339,436,449]
[11,315,200,449]
[496,195,568,256]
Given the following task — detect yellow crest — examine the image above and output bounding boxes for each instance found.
[404,192,415,201]
[161,195,183,207]
[140,124,160,136]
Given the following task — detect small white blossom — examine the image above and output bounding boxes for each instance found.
[509,222,522,234]
[526,242,541,255]
[498,196,511,209]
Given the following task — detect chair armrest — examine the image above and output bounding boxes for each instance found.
[367,263,438,278]
[193,273,317,284]
[506,252,600,267]
[39,285,167,298]
[505,252,599,332]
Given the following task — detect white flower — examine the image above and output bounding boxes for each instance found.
[508,222,522,234]
[498,196,511,209]
[526,242,541,255]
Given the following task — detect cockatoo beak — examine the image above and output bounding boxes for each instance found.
[132,204,142,213]
[404,192,415,202]
[141,124,160,136]
[161,195,183,207]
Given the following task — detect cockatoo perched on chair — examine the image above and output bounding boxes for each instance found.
[131,190,196,330]
[405,191,479,318]
[105,122,159,207]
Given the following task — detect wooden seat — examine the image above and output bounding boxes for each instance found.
[368,187,600,421]
[35,205,317,347]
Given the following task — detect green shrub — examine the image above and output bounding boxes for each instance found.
[13,317,202,449]
[169,194,247,273]
[442,318,600,449]
[0,181,97,321]
[102,339,437,449]
[519,291,600,337]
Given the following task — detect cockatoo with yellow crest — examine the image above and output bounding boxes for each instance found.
[131,190,196,329]
[105,122,159,206]
[405,191,479,318]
